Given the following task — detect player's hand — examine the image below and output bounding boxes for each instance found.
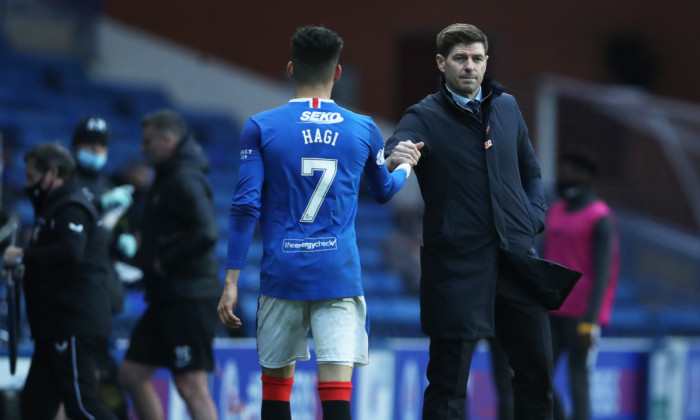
[217,284,242,328]
[386,140,425,171]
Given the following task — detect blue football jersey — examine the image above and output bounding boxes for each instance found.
[227,98,408,300]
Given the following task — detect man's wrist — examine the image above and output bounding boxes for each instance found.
[386,155,399,172]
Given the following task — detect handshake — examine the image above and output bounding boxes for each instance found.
[101,185,135,211]
[385,140,425,178]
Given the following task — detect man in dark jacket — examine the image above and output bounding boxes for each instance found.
[386,23,568,420]
[3,142,116,419]
[71,115,136,419]
[118,110,220,420]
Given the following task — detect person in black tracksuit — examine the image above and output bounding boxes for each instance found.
[71,115,138,420]
[118,110,220,420]
[3,142,116,420]
[385,24,578,420]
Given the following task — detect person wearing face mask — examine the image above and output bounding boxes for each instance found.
[544,151,620,420]
[72,116,135,419]
[72,115,137,276]
[2,142,117,419]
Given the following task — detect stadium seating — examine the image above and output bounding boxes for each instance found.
[2,42,700,344]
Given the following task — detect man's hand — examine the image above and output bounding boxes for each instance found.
[218,269,242,328]
[577,322,600,349]
[386,140,425,172]
[2,246,23,267]
[2,246,25,278]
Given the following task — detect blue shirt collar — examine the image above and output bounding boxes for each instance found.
[446,84,482,108]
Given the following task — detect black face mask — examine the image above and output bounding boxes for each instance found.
[24,173,48,208]
[555,181,590,200]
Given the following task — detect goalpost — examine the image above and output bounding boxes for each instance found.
[535,74,700,233]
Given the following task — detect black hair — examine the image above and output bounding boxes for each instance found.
[141,109,188,143]
[561,150,600,177]
[24,142,76,180]
[291,26,344,86]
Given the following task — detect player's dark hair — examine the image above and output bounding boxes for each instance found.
[142,109,188,144]
[436,23,489,57]
[24,142,76,180]
[561,150,600,177]
[291,26,344,86]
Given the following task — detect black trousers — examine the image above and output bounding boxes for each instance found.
[423,275,554,420]
[21,336,118,420]
[486,337,514,420]
[551,315,591,420]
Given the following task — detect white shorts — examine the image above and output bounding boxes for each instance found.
[256,294,369,369]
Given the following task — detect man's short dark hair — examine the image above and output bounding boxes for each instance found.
[436,23,489,57]
[291,26,344,86]
[24,142,76,180]
[142,109,188,143]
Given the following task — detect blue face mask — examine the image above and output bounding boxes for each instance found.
[76,149,108,172]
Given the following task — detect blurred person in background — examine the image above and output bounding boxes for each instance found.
[2,142,116,419]
[217,26,418,420]
[385,23,579,420]
[71,115,137,419]
[545,151,619,420]
[118,110,220,420]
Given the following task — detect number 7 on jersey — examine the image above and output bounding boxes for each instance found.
[300,158,337,223]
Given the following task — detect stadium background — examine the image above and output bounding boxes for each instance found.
[1,1,700,418]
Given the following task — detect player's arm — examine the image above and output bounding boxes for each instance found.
[22,205,92,267]
[220,119,264,327]
[363,123,420,203]
[385,110,428,172]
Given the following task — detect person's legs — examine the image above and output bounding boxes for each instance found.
[310,296,367,420]
[495,276,554,420]
[316,364,354,420]
[550,315,570,420]
[568,318,593,420]
[488,337,514,420]
[423,338,477,420]
[118,359,162,420]
[21,340,62,419]
[57,337,118,420]
[118,306,164,420]
[256,296,312,420]
[172,370,218,420]
[165,300,219,420]
[261,365,296,420]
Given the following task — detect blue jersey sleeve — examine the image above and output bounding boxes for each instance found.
[227,119,264,269]
[363,122,407,203]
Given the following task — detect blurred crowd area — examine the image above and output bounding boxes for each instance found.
[0,0,699,350]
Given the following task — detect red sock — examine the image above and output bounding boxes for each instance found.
[317,381,353,401]
[261,374,294,401]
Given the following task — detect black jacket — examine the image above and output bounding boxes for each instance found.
[386,77,548,339]
[74,166,125,313]
[23,182,112,338]
[137,136,220,303]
